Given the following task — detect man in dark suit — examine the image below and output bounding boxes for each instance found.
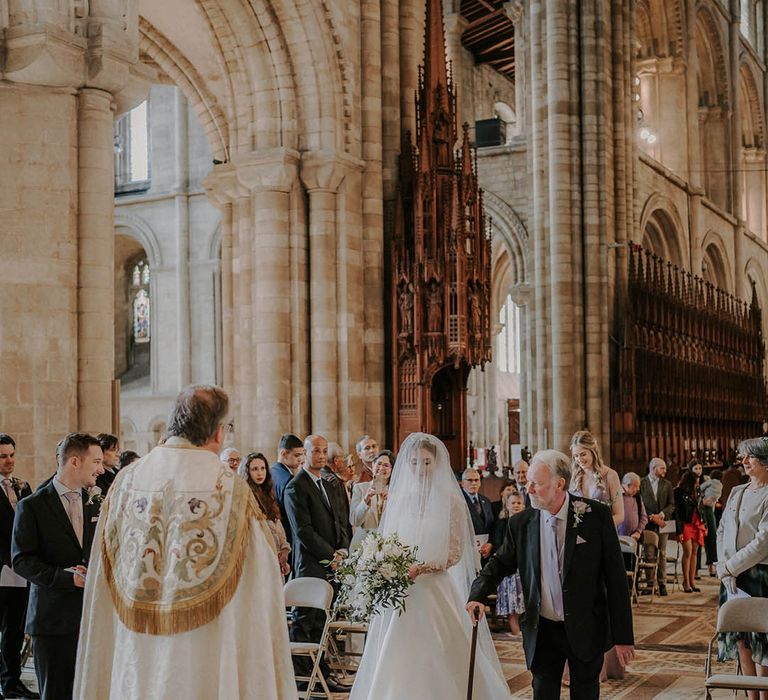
[0,434,38,699]
[461,468,495,562]
[639,457,675,596]
[514,459,533,508]
[12,433,103,700]
[321,442,353,548]
[284,434,349,692]
[271,433,305,558]
[467,449,634,700]
[95,433,119,495]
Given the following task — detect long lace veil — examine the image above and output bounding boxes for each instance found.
[378,432,480,600]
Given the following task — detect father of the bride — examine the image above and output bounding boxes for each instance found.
[466,449,634,699]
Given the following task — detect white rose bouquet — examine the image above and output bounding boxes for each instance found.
[332,532,418,623]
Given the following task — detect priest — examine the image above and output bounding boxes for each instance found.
[74,385,297,699]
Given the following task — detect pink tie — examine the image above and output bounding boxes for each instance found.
[63,491,83,546]
[2,479,16,510]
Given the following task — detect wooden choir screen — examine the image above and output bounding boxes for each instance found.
[611,244,768,475]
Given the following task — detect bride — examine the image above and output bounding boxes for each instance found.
[349,433,511,699]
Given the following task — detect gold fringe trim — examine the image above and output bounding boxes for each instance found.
[102,480,258,636]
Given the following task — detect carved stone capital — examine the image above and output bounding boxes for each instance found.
[300,150,364,193]
[503,1,524,25]
[233,148,300,194]
[202,164,247,208]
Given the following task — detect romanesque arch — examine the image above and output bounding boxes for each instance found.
[701,231,732,293]
[639,197,686,267]
[739,62,767,237]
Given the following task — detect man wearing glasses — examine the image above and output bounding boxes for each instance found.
[219,446,241,471]
[461,467,495,563]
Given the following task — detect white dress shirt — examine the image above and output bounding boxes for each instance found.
[539,493,569,622]
[649,475,659,499]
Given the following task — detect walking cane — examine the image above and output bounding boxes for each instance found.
[467,616,479,700]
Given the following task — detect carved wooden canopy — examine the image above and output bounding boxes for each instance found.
[391,0,492,469]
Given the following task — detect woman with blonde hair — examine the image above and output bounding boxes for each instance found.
[568,429,625,682]
[569,430,624,526]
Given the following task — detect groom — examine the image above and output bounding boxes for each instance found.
[466,449,634,699]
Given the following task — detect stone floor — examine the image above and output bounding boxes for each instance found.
[16,565,737,699]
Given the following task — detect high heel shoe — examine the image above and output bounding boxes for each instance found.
[691,586,701,592]
[683,587,693,593]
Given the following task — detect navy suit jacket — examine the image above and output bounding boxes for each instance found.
[462,490,495,536]
[469,495,634,667]
[12,481,100,636]
[271,462,295,545]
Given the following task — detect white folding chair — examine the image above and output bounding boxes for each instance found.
[704,598,768,699]
[636,530,660,603]
[618,535,639,605]
[326,610,368,681]
[284,578,334,700]
[666,537,681,592]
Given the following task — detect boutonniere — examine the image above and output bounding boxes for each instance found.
[86,485,104,507]
[571,500,591,528]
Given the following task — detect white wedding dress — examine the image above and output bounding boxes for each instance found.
[350,434,511,700]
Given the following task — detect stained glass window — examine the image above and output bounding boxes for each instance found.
[130,258,150,343]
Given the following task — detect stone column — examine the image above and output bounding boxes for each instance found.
[174,87,192,387]
[77,88,115,433]
[729,0,746,289]
[301,153,345,439]
[0,5,144,479]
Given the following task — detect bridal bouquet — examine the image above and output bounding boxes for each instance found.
[333,532,418,623]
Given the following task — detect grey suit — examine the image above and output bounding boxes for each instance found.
[640,475,675,583]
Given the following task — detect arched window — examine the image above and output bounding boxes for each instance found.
[497,293,521,374]
[115,101,150,193]
[131,259,151,343]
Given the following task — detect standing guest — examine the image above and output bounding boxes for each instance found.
[570,430,623,526]
[640,457,675,596]
[12,433,103,700]
[467,450,634,700]
[349,450,393,549]
[238,452,291,578]
[716,437,768,699]
[95,433,120,494]
[618,472,648,571]
[701,469,723,576]
[284,435,348,692]
[219,446,241,471]
[325,443,355,500]
[461,468,495,562]
[494,491,526,635]
[492,479,518,519]
[74,385,297,699]
[271,433,306,555]
[513,460,531,507]
[721,460,745,514]
[117,450,140,470]
[675,470,706,593]
[355,435,379,484]
[0,434,38,700]
[322,443,353,548]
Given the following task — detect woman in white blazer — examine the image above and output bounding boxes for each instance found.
[716,437,768,691]
[349,450,394,549]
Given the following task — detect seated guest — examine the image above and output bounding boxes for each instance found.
[494,491,526,635]
[492,479,517,519]
[675,470,706,593]
[95,433,120,494]
[237,452,291,578]
[350,450,393,549]
[701,469,722,576]
[219,446,240,471]
[12,433,103,700]
[617,472,648,570]
[0,434,38,700]
[461,468,494,562]
[118,450,140,470]
[716,437,768,694]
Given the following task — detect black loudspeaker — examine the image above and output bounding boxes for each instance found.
[475,118,506,147]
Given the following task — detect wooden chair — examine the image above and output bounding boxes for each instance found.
[704,598,768,699]
[666,537,681,592]
[636,530,660,603]
[285,578,334,699]
[619,535,639,605]
[325,609,368,683]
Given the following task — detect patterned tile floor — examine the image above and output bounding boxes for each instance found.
[16,567,734,698]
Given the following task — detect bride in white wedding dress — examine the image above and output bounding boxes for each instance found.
[349,433,511,700]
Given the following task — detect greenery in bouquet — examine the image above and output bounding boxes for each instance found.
[333,532,418,623]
